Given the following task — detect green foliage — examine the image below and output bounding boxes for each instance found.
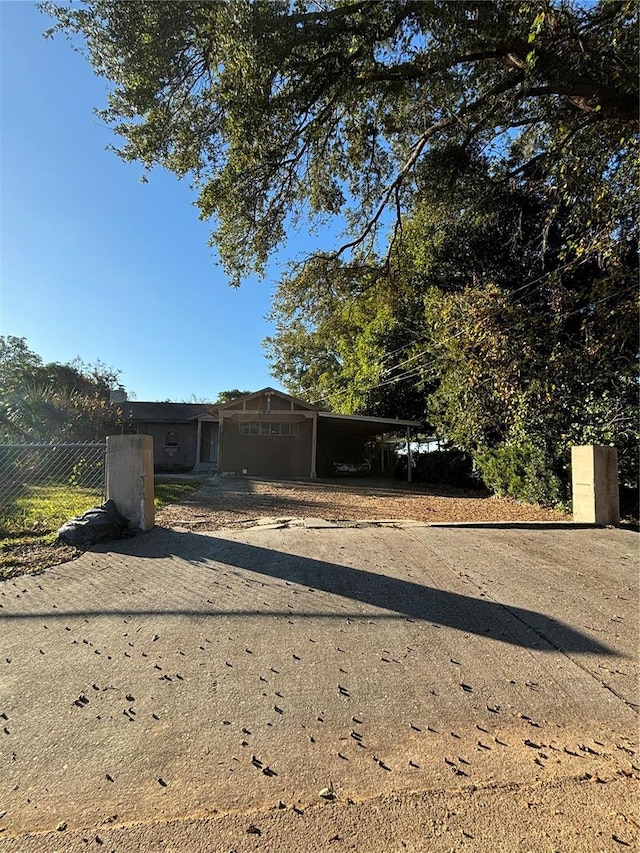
[0,484,102,537]
[0,336,125,443]
[267,146,638,504]
[475,441,563,506]
[405,449,479,490]
[265,255,430,420]
[214,389,253,405]
[41,0,638,283]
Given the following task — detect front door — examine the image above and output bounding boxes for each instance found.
[210,423,219,465]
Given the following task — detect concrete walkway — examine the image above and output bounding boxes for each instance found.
[0,522,638,851]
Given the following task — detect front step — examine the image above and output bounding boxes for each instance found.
[193,462,218,474]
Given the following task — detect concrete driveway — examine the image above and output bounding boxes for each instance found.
[0,521,638,851]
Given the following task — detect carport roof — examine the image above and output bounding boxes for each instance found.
[318,411,421,438]
[319,412,420,427]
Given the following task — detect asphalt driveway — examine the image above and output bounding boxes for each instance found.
[0,521,638,851]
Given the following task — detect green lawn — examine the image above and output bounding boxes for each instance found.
[154,478,204,508]
[0,477,204,536]
[0,477,204,581]
[0,484,103,536]
[0,484,104,581]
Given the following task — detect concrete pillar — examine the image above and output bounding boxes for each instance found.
[571,445,619,526]
[106,434,155,531]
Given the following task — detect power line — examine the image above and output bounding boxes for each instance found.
[290,284,637,407]
[378,257,605,378]
[365,285,638,393]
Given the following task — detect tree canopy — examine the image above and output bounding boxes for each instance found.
[213,389,254,405]
[0,337,125,443]
[42,1,638,505]
[42,0,638,282]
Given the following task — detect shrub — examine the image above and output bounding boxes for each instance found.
[396,448,479,489]
[419,449,478,488]
[474,440,564,506]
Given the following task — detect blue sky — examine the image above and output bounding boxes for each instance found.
[0,1,289,402]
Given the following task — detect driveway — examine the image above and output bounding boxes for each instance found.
[0,519,637,851]
[154,475,570,530]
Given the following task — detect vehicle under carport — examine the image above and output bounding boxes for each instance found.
[316,412,421,478]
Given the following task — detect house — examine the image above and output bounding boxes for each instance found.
[122,388,420,478]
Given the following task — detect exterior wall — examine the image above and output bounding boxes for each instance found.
[220,416,313,477]
[269,395,292,411]
[137,422,199,471]
[222,392,309,413]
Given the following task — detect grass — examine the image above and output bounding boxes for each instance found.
[154,478,204,508]
[0,484,103,536]
[0,477,205,582]
[0,484,104,581]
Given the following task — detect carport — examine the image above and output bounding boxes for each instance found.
[316,411,422,479]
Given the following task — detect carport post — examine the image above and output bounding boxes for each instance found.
[407,428,412,483]
[310,412,318,478]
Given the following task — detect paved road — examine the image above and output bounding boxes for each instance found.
[0,522,638,851]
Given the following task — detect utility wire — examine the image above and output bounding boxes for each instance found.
[378,257,608,378]
[366,285,637,393]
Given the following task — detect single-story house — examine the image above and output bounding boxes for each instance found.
[121,388,420,478]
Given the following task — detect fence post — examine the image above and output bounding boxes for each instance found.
[571,445,620,526]
[106,435,155,531]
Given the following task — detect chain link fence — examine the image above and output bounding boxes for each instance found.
[0,444,106,534]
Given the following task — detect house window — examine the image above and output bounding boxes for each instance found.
[239,421,300,436]
[165,430,179,446]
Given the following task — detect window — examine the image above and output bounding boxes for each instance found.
[239,421,300,436]
[165,430,179,446]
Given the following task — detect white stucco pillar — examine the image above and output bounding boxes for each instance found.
[106,434,155,531]
[572,445,619,525]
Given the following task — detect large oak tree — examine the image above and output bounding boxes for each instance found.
[42,0,637,281]
[42,1,638,503]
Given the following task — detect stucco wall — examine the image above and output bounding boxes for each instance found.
[220,416,313,477]
[137,422,199,471]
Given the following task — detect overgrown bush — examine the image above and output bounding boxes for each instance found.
[420,449,478,489]
[474,440,564,506]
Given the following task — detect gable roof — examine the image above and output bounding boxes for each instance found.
[217,387,317,411]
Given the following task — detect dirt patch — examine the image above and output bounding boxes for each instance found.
[1,477,569,579]
[155,475,569,531]
[0,535,81,581]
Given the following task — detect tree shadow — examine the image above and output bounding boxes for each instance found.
[112,528,613,655]
[0,527,616,657]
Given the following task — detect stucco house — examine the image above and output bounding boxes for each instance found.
[122,388,419,478]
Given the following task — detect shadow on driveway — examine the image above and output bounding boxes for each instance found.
[1,528,614,657]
